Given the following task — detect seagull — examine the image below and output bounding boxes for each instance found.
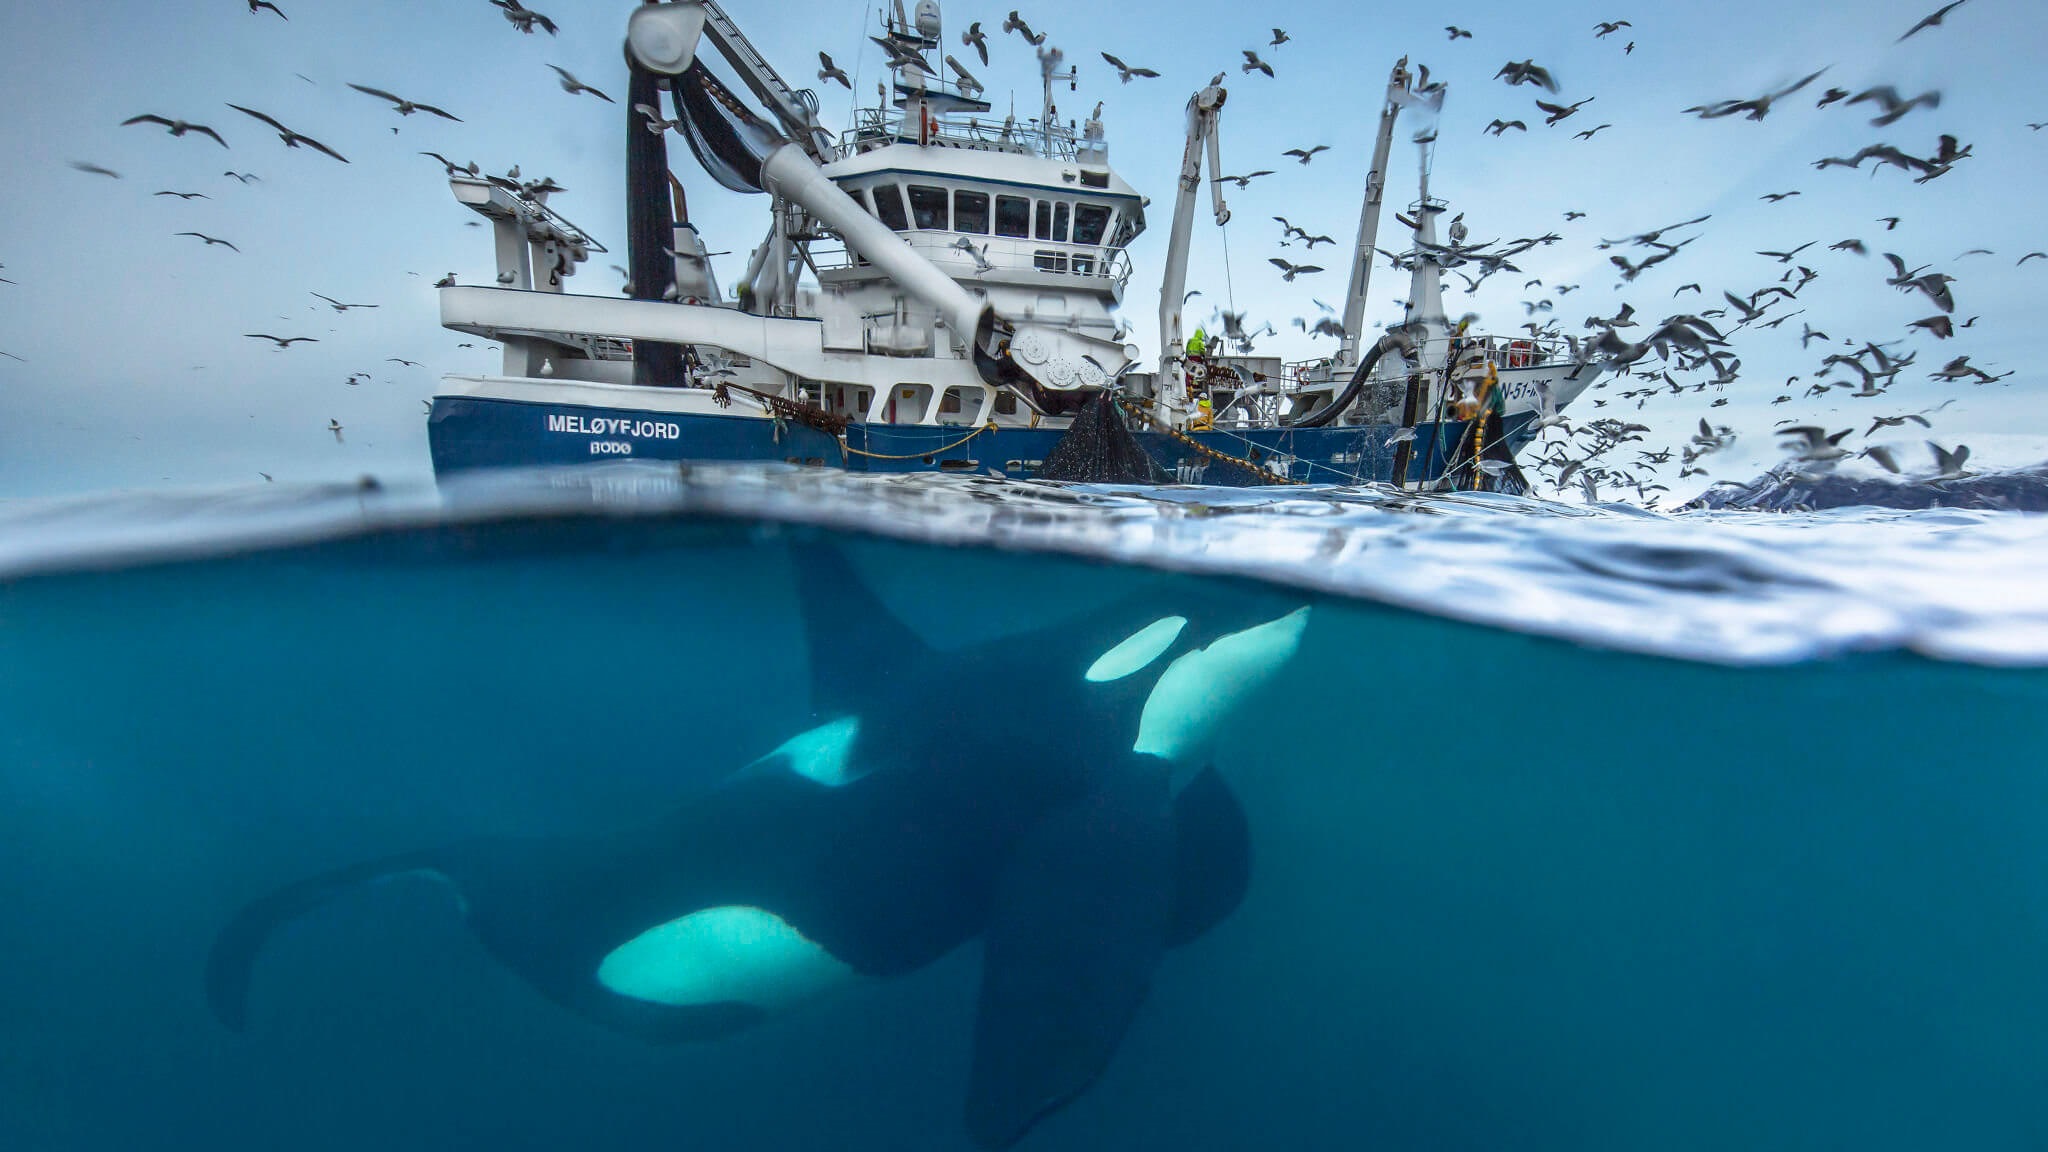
[1100,53,1159,84]
[1282,145,1329,164]
[1778,425,1855,462]
[433,273,456,287]
[1241,50,1274,78]
[0,350,25,361]
[328,418,345,443]
[817,52,851,89]
[1535,96,1594,125]
[223,170,260,183]
[1270,28,1290,47]
[1761,190,1801,202]
[1925,441,1970,480]
[548,65,613,103]
[153,190,210,200]
[347,83,462,121]
[1593,20,1631,37]
[1682,68,1827,121]
[1878,216,1902,230]
[313,293,377,312]
[1002,11,1045,46]
[176,231,240,251]
[246,333,317,348]
[2020,252,2048,265]
[1572,123,1612,140]
[246,0,286,17]
[1483,119,1527,135]
[1446,26,1473,40]
[1898,0,1970,42]
[1268,258,1323,281]
[490,0,558,36]
[421,151,482,175]
[1830,239,1867,255]
[1908,314,1954,339]
[1218,170,1273,188]
[1757,241,1815,263]
[1848,85,1941,127]
[1494,59,1559,93]
[121,114,229,147]
[387,358,422,367]
[949,236,994,273]
[226,104,349,162]
[962,22,988,66]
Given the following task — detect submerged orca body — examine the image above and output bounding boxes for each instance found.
[207,545,1310,1148]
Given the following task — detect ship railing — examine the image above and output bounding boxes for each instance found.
[810,235,1131,289]
[836,108,1077,159]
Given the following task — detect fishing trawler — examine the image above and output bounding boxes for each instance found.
[427,0,1600,487]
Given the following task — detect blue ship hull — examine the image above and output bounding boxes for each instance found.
[428,394,1533,487]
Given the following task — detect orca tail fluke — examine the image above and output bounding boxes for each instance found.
[205,849,460,1031]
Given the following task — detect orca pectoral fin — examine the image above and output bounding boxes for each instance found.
[1166,765,1252,949]
[966,767,1173,1150]
[205,849,466,1031]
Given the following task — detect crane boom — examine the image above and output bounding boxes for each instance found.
[1154,81,1229,428]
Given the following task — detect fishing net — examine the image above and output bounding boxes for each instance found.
[1037,394,1166,484]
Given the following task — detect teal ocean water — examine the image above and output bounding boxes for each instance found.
[5,464,2048,1150]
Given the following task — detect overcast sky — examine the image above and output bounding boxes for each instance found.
[0,0,2040,499]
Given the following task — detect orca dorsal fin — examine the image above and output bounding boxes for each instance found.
[789,539,936,718]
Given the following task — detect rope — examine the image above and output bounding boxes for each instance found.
[1116,397,1302,485]
[842,421,996,460]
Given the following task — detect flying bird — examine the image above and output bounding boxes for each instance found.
[818,52,851,89]
[154,190,210,200]
[1446,26,1473,40]
[176,231,240,251]
[1898,0,1970,42]
[1270,28,1290,47]
[490,0,558,35]
[1218,170,1273,188]
[328,418,345,443]
[347,84,462,121]
[387,358,422,367]
[962,22,988,66]
[1494,60,1559,93]
[122,114,230,147]
[548,65,614,103]
[1484,119,1527,135]
[246,333,317,348]
[1268,258,1323,281]
[1100,53,1159,84]
[226,104,349,162]
[1240,50,1274,78]
[1002,11,1045,46]
[1593,20,1631,37]
[246,0,286,17]
[1760,190,1801,202]
[1536,96,1594,125]
[1573,123,1613,140]
[313,293,377,312]
[2019,252,2047,265]
[70,161,122,178]
[1682,68,1827,121]
[1282,145,1329,164]
[223,170,260,182]
[1848,85,1941,127]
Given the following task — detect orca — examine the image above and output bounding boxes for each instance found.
[206,542,1310,1148]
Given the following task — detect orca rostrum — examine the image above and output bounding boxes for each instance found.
[207,542,1311,1148]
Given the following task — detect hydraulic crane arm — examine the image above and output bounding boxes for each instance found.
[1155,80,1229,427]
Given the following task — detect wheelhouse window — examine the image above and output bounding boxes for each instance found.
[995,195,1030,238]
[1035,200,1070,242]
[908,185,949,230]
[872,184,909,231]
[847,187,872,213]
[1072,204,1110,246]
[953,190,990,234]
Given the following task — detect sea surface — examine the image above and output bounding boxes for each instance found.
[5,462,2048,1151]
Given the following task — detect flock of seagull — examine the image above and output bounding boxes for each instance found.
[5,0,2038,500]
[16,0,611,453]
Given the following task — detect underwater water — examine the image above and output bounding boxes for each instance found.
[5,464,2048,1151]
